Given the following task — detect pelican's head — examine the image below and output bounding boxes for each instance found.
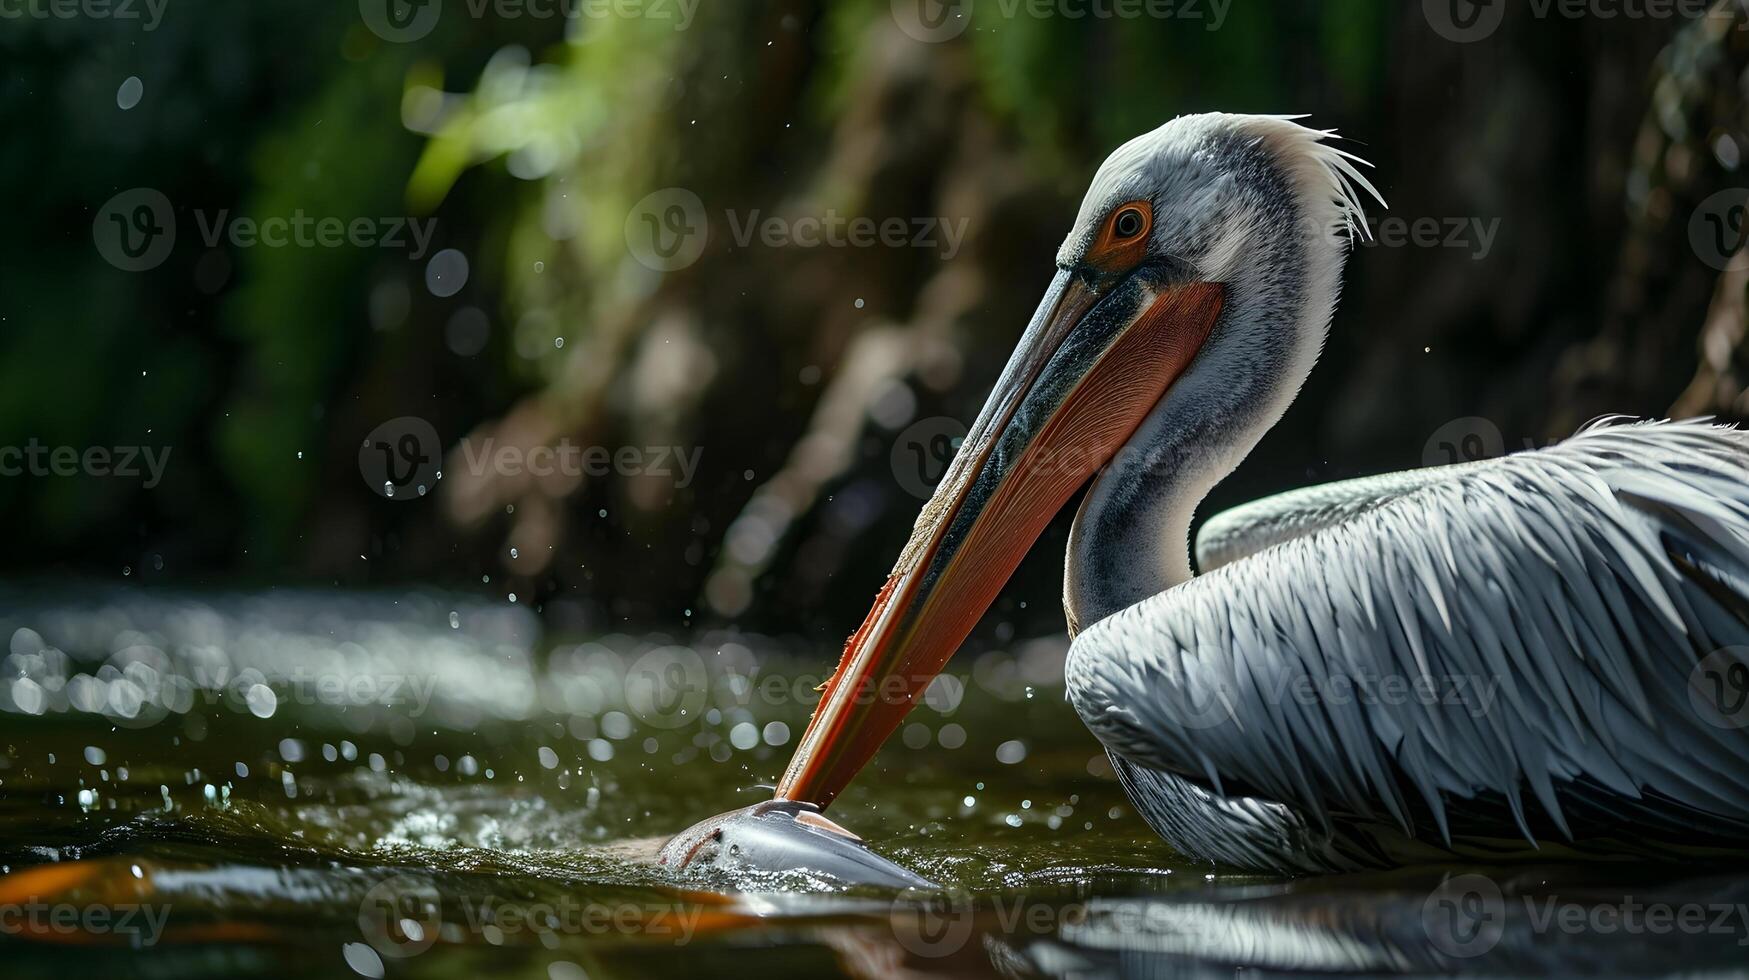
[770,113,1382,810]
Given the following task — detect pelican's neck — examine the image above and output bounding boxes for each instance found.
[1064,240,1335,632]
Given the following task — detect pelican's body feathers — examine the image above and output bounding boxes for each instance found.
[1068,419,1749,871]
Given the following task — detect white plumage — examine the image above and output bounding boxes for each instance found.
[1070,420,1749,870]
[1057,115,1749,871]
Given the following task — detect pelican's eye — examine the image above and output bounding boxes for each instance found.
[1113,207,1147,240]
[1085,200,1153,273]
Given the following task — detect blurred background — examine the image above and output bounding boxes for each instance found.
[6,0,1749,647]
[14,9,1749,974]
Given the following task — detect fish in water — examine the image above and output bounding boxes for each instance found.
[657,801,933,889]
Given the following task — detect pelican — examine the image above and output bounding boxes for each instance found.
[667,113,1749,877]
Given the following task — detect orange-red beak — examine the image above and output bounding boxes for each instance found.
[776,266,1225,808]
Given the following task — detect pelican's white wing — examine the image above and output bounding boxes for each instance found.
[1068,419,1749,871]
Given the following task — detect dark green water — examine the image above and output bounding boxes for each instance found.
[0,588,1743,978]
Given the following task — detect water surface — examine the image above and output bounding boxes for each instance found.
[0,588,1740,977]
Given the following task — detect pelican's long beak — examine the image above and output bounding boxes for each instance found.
[776,266,1225,807]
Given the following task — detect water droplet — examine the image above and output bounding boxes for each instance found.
[244,683,277,719]
[116,76,143,110]
[425,249,470,298]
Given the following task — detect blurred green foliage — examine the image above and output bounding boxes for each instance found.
[0,1,1722,640]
